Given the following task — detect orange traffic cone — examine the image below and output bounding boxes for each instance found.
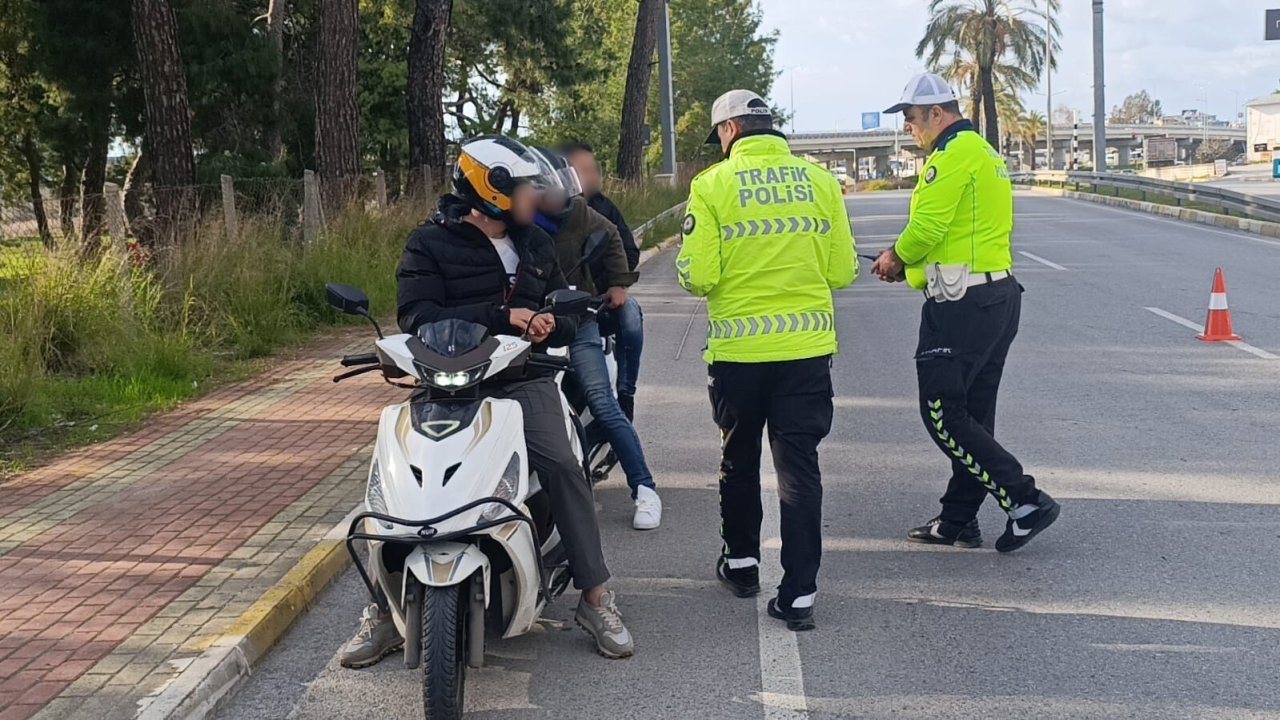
[1197,267,1242,342]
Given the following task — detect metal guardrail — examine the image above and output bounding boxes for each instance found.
[633,201,688,241]
[1011,170,1280,224]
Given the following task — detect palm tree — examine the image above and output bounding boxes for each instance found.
[938,55,1036,135]
[917,0,1060,148]
[1019,111,1045,170]
[995,82,1025,156]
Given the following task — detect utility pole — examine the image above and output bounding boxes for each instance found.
[656,0,677,182]
[1092,0,1107,171]
[1045,4,1054,170]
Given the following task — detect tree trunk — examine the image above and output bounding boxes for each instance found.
[969,82,983,131]
[124,143,156,246]
[315,0,361,212]
[407,0,452,196]
[132,0,197,246]
[20,130,54,249]
[264,0,288,161]
[59,161,79,240]
[1028,134,1037,171]
[616,0,661,181]
[80,124,110,251]
[979,65,999,148]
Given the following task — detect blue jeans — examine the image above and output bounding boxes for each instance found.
[569,319,656,496]
[599,298,643,398]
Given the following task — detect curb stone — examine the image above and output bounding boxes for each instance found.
[138,508,359,720]
[148,232,681,719]
[1027,186,1280,238]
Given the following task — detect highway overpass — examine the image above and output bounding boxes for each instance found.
[792,124,1246,173]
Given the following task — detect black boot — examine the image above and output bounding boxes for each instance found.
[617,393,635,422]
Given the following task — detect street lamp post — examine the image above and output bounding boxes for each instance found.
[1092,0,1106,171]
[1045,4,1054,170]
[656,0,677,182]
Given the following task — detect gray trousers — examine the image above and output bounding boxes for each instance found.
[488,378,611,590]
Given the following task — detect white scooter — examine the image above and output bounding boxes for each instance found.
[327,282,595,720]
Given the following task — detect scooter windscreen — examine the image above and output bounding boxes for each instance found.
[411,319,499,390]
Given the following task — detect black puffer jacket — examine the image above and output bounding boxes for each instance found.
[396,195,578,349]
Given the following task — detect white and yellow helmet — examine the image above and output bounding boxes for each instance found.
[453,136,560,225]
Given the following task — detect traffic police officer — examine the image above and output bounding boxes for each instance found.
[872,73,1060,552]
[677,89,856,631]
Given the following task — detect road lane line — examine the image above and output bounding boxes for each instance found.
[1144,307,1279,360]
[756,461,809,720]
[1018,251,1069,271]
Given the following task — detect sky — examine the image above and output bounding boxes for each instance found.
[755,0,1280,132]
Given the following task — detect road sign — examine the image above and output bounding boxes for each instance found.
[861,112,880,130]
[1267,9,1280,40]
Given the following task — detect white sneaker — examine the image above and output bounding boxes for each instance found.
[633,486,662,530]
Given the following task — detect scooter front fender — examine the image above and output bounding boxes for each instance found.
[403,542,491,608]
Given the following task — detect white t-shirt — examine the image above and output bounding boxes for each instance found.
[490,236,519,288]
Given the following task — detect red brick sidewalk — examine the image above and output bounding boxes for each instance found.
[0,330,402,720]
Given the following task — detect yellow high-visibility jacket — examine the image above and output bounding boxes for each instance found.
[676,131,857,363]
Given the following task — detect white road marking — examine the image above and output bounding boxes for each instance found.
[1017,251,1069,271]
[1144,307,1279,360]
[757,459,809,720]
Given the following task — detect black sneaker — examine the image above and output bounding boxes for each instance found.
[996,493,1061,553]
[767,597,815,632]
[908,517,982,548]
[716,557,760,598]
[617,394,635,423]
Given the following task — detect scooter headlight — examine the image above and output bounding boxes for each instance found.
[480,453,522,523]
[423,363,490,390]
[366,458,394,530]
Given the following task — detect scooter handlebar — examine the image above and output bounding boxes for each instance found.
[341,353,380,367]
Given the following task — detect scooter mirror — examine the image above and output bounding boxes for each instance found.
[546,288,591,316]
[581,230,609,266]
[326,283,371,316]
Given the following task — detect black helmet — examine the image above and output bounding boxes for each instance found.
[531,147,585,221]
[452,136,560,225]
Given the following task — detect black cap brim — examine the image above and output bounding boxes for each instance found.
[884,102,911,115]
[705,126,720,145]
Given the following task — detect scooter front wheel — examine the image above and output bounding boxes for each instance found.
[421,584,467,720]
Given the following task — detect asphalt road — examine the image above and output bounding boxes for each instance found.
[215,191,1280,720]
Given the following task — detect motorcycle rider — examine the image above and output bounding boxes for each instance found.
[340,136,635,666]
[532,148,662,530]
[560,142,646,424]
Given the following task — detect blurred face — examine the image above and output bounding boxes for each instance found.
[510,183,538,226]
[903,105,950,152]
[566,149,602,197]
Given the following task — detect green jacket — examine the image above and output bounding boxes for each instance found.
[677,131,857,363]
[895,121,1014,290]
[551,196,639,296]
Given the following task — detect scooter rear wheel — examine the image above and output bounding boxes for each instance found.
[421,584,467,720]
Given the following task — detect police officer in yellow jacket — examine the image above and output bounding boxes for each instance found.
[872,73,1060,553]
[678,89,856,631]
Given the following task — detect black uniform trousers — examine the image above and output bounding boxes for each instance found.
[915,276,1041,523]
[709,356,833,605]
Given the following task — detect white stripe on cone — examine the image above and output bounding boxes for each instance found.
[1208,293,1229,311]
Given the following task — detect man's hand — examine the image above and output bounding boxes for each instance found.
[528,314,556,343]
[509,307,556,341]
[604,286,628,310]
[871,247,906,283]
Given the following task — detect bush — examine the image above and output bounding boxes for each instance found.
[0,203,420,452]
